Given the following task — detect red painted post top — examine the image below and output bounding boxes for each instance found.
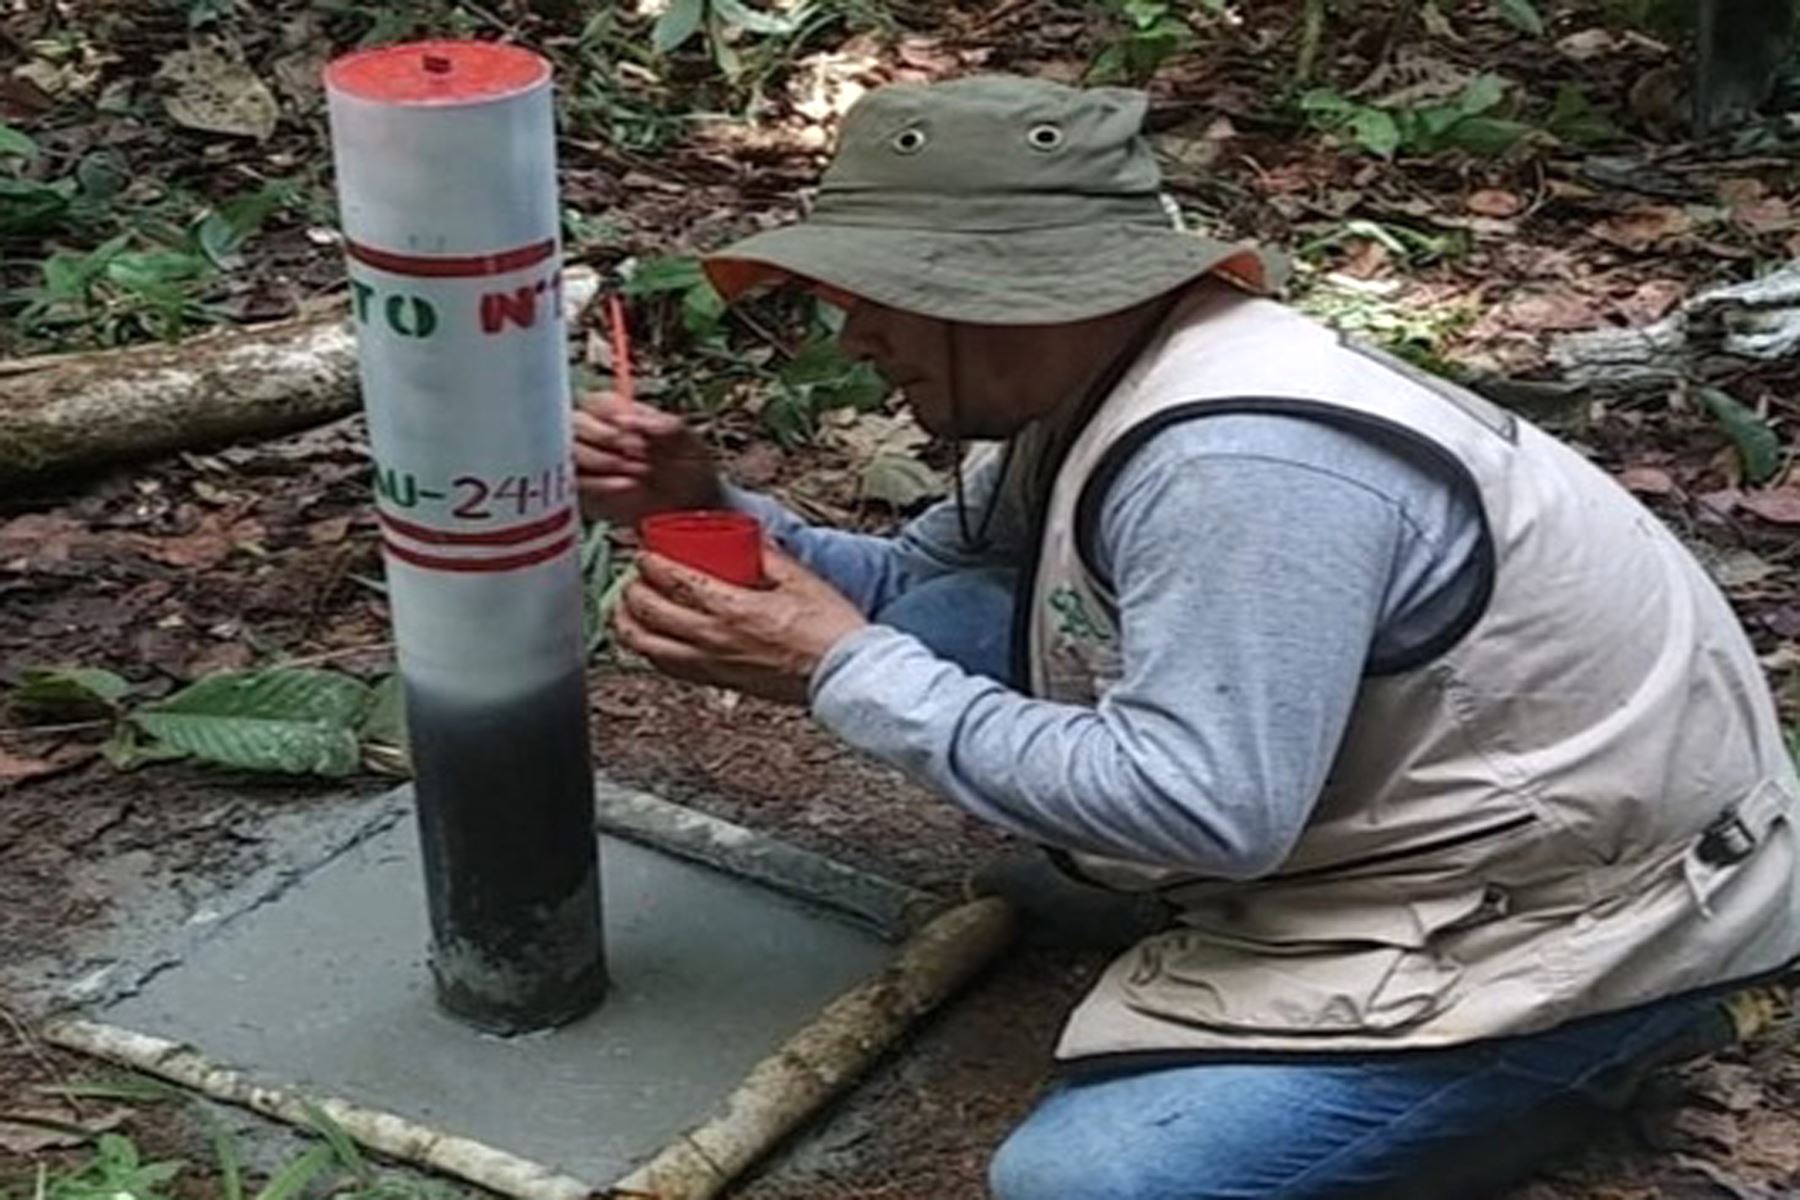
[324,40,549,106]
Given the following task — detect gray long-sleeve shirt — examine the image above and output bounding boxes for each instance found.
[730,412,1485,878]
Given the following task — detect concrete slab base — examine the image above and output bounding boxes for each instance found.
[92,795,893,1184]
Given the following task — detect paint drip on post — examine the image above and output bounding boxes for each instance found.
[324,41,606,1034]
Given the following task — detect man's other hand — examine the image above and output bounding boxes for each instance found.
[615,545,868,705]
[572,392,724,524]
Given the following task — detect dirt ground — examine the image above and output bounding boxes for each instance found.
[6,0,1800,1196]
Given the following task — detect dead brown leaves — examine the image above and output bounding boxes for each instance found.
[1593,206,1694,252]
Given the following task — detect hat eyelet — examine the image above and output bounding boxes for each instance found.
[1027,123,1065,152]
[891,126,928,155]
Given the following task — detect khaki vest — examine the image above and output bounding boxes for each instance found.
[1025,282,1800,1060]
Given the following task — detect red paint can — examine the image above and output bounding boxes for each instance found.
[639,511,765,587]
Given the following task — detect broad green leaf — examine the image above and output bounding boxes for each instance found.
[1457,74,1508,117]
[1348,108,1401,157]
[106,249,211,293]
[359,674,407,747]
[99,723,186,770]
[195,179,292,267]
[75,151,128,203]
[252,1144,338,1200]
[1299,88,1355,118]
[709,9,745,81]
[711,0,801,35]
[1495,0,1544,35]
[1699,387,1782,485]
[1123,0,1173,25]
[0,175,72,236]
[1445,116,1534,156]
[622,254,706,296]
[653,0,707,52]
[358,674,410,776]
[0,121,37,159]
[131,668,372,778]
[681,277,728,338]
[11,667,132,721]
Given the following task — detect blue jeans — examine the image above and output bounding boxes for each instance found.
[876,566,1018,685]
[989,993,1732,1199]
[880,570,1736,1199]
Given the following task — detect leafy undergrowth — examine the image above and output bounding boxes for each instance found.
[0,1078,457,1200]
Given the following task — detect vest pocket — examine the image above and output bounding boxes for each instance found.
[1116,889,1491,1035]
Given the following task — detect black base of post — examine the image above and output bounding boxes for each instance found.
[407,668,607,1035]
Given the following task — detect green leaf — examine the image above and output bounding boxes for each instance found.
[711,0,801,36]
[653,0,707,52]
[11,667,132,721]
[74,152,128,204]
[357,674,409,776]
[1444,116,1534,156]
[1457,74,1508,117]
[131,668,372,778]
[358,674,407,747]
[1348,108,1402,157]
[623,254,707,296]
[35,1077,184,1103]
[99,722,187,770]
[1299,88,1354,117]
[0,175,73,236]
[303,1102,370,1184]
[0,121,38,159]
[1495,0,1544,35]
[106,249,211,293]
[211,1124,245,1200]
[1699,387,1783,486]
[680,276,728,338]
[252,1144,338,1200]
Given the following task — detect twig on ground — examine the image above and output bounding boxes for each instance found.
[39,1020,594,1200]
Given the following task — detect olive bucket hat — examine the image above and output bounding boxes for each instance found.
[703,74,1284,326]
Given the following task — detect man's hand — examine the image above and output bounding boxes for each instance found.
[573,392,723,524]
[615,545,868,705]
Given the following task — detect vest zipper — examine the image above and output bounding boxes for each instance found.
[1269,812,1537,884]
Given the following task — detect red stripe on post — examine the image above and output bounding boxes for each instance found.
[378,506,573,546]
[382,532,576,574]
[346,238,556,279]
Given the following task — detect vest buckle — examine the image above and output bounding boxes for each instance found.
[1698,810,1757,867]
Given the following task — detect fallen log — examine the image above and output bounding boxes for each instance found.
[0,310,359,489]
[1548,260,1800,392]
[1,269,601,489]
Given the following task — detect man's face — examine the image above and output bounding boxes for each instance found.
[837,300,1043,439]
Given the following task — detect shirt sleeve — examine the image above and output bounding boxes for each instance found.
[725,444,1032,617]
[808,432,1407,878]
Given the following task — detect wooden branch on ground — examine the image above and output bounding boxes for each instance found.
[39,1018,594,1200]
[1547,260,1800,392]
[0,310,359,488]
[0,269,600,488]
[609,897,1016,1200]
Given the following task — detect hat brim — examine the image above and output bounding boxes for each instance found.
[703,222,1284,326]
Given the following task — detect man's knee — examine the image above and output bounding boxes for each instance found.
[989,1117,1092,1200]
[988,1106,1167,1200]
